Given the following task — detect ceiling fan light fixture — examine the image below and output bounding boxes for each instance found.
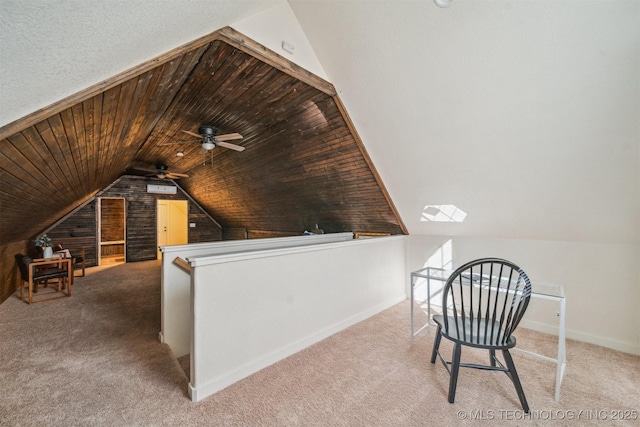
[202,141,216,150]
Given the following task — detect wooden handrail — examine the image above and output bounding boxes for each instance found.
[173,257,191,273]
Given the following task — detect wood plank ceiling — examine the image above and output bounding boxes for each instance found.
[0,27,406,247]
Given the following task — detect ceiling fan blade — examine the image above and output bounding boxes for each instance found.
[130,163,159,174]
[216,141,245,152]
[214,132,243,142]
[181,130,203,139]
[167,172,189,178]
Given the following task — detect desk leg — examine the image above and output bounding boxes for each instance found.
[555,297,567,402]
[410,275,415,342]
[411,275,435,342]
[426,277,432,326]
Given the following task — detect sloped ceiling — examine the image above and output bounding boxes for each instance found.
[0,27,406,246]
[290,0,639,244]
[1,0,638,247]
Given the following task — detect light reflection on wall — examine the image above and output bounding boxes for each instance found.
[414,239,454,313]
[420,205,467,222]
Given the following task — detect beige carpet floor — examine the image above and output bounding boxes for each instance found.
[0,260,638,426]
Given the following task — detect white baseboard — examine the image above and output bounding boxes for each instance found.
[189,294,407,402]
[520,319,640,356]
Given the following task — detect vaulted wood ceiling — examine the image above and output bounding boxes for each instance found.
[0,27,406,246]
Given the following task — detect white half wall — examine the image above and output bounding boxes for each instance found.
[188,236,407,402]
[160,232,354,358]
[408,234,640,355]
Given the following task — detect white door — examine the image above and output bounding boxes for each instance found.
[157,200,188,258]
[157,203,168,258]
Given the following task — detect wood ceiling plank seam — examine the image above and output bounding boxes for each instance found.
[303,129,354,146]
[216,27,336,96]
[226,70,304,119]
[94,85,124,186]
[0,157,59,206]
[138,45,212,151]
[0,191,41,210]
[230,89,324,141]
[200,65,282,134]
[169,45,246,115]
[178,57,264,127]
[42,115,85,198]
[254,88,327,130]
[89,93,106,188]
[18,127,71,198]
[211,61,276,112]
[0,154,63,212]
[218,63,282,111]
[70,103,91,190]
[51,109,84,196]
[58,108,90,195]
[130,56,201,158]
[240,84,323,139]
[99,68,166,181]
[219,55,268,97]
[289,140,356,161]
[37,123,82,198]
[232,72,299,122]
[260,81,309,111]
[0,135,56,197]
[225,83,320,134]
[80,97,98,189]
[301,151,367,168]
[269,90,333,123]
[105,79,138,180]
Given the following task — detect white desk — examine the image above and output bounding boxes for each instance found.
[410,266,567,402]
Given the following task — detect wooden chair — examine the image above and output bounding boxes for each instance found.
[53,244,86,277]
[15,254,72,304]
[430,258,532,412]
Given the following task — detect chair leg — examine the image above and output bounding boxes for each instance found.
[431,325,443,363]
[448,343,462,403]
[502,349,529,413]
[490,349,497,367]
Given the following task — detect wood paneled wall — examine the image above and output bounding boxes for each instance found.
[46,175,222,267]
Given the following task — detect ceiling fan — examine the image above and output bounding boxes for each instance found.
[181,125,245,152]
[131,163,189,180]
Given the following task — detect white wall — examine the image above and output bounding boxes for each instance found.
[188,236,407,402]
[232,1,328,79]
[408,234,640,355]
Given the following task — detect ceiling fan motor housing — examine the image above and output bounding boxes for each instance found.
[198,126,217,137]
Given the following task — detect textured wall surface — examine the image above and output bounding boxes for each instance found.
[46,175,222,267]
